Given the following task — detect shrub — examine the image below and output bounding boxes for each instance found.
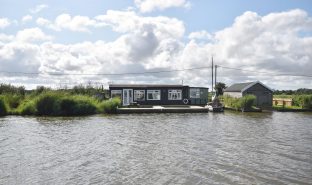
[36,93,61,116]
[34,93,98,116]
[59,97,97,116]
[223,95,256,110]
[99,98,121,114]
[300,95,312,109]
[18,100,37,115]
[0,97,8,116]
[240,95,256,109]
[3,94,24,109]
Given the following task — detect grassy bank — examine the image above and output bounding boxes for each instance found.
[222,95,258,111]
[0,86,120,116]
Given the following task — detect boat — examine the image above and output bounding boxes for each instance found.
[206,97,224,112]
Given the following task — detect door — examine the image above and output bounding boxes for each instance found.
[123,89,133,106]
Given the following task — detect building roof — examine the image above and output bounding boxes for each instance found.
[224,82,254,92]
[109,84,185,88]
[109,84,209,89]
[224,81,273,92]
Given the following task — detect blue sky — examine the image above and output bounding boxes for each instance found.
[0,0,312,89]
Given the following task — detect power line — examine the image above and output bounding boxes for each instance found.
[0,66,212,76]
[1,64,311,78]
[218,65,312,78]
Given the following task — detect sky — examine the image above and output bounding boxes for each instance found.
[0,0,312,90]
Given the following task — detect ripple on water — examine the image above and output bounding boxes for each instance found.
[0,113,312,185]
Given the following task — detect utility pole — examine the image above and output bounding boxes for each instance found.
[211,56,214,93]
[215,64,217,96]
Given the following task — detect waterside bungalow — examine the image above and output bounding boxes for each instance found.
[109,84,208,106]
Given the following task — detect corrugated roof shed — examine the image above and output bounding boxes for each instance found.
[224,82,254,92]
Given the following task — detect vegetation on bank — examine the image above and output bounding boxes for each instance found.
[222,95,257,111]
[273,94,312,109]
[0,83,121,117]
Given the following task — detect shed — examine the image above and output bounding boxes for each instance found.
[109,84,208,106]
[224,81,273,107]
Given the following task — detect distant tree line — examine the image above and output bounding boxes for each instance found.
[273,88,312,95]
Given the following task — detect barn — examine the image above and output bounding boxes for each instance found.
[224,81,273,107]
[109,84,208,106]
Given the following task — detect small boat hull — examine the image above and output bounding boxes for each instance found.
[206,105,224,112]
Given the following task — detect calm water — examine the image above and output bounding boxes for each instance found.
[0,112,312,185]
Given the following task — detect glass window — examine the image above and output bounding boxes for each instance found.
[147,90,161,100]
[111,90,122,98]
[190,88,200,98]
[134,90,145,101]
[168,89,182,100]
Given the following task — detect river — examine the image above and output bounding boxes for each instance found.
[1,112,312,185]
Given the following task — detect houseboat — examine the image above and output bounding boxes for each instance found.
[109,84,208,106]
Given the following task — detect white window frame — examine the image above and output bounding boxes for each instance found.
[168,89,182,100]
[190,88,200,98]
[147,90,161,100]
[134,90,145,101]
[111,90,122,98]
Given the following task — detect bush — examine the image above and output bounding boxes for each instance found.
[300,95,312,109]
[240,95,256,109]
[34,93,98,116]
[99,98,121,114]
[59,97,97,116]
[36,93,61,116]
[3,94,24,109]
[223,95,256,110]
[0,97,8,116]
[18,100,37,115]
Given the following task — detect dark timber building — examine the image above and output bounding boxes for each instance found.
[109,84,208,106]
[224,81,273,107]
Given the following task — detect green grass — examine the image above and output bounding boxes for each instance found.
[0,90,120,116]
[0,96,8,116]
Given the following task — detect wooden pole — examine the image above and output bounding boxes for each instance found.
[215,64,217,96]
[211,56,214,93]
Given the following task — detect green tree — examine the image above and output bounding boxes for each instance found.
[214,82,227,96]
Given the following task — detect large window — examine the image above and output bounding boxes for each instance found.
[168,89,182,100]
[190,88,200,98]
[134,90,145,101]
[111,90,122,99]
[147,90,161,100]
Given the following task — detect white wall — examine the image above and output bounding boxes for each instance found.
[224,92,242,98]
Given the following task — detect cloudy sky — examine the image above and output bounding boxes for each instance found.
[0,0,312,90]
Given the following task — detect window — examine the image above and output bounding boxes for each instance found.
[190,88,200,98]
[111,90,122,98]
[147,90,161,100]
[168,89,182,100]
[134,90,145,101]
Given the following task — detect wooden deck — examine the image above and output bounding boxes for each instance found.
[117,106,209,114]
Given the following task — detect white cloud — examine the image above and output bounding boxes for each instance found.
[37,14,98,32]
[0,33,14,43]
[95,10,185,39]
[0,18,10,29]
[16,28,53,42]
[30,4,48,14]
[21,15,33,24]
[134,0,191,13]
[1,9,312,90]
[55,14,97,32]
[188,30,213,41]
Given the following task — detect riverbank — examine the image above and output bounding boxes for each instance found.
[273,105,312,112]
[0,92,120,116]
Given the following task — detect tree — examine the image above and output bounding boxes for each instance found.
[214,82,227,96]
